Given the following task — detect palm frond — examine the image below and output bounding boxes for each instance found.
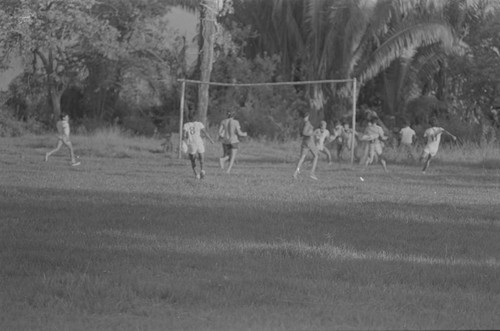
[356,20,456,86]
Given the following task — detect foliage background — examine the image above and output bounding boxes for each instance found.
[0,0,499,144]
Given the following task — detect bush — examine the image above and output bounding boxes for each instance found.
[209,54,308,140]
[0,110,25,137]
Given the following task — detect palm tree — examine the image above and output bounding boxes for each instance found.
[228,0,463,121]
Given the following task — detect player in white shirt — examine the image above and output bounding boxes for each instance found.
[314,121,332,164]
[399,121,416,161]
[45,113,80,166]
[420,118,456,173]
[359,116,388,172]
[183,114,214,179]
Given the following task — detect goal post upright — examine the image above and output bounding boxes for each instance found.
[178,79,186,159]
[177,78,358,164]
[351,78,357,165]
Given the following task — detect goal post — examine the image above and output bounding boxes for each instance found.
[177,77,358,163]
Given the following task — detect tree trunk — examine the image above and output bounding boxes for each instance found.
[308,85,325,126]
[435,60,448,103]
[197,0,217,126]
[49,88,63,120]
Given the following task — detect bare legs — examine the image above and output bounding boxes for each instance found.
[364,147,387,172]
[189,153,205,179]
[421,154,432,173]
[293,149,318,180]
[320,148,332,164]
[226,148,238,174]
[45,139,77,164]
[336,143,343,161]
[219,146,238,174]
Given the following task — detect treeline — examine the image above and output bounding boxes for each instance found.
[0,0,499,144]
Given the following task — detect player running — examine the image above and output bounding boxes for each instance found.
[314,120,332,164]
[360,116,388,172]
[330,120,344,161]
[45,112,80,166]
[218,111,247,174]
[293,111,319,180]
[420,118,457,174]
[338,121,358,161]
[399,120,416,161]
[183,114,214,179]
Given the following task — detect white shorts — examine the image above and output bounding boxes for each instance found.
[369,141,383,156]
[422,145,438,158]
[187,142,205,155]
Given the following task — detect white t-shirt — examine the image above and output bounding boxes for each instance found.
[400,126,415,145]
[423,127,445,155]
[314,128,330,150]
[183,121,204,146]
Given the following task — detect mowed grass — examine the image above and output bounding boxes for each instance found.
[1,133,500,331]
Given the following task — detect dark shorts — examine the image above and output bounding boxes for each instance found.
[222,143,239,157]
[300,139,318,156]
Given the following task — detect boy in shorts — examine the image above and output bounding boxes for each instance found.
[218,111,247,174]
[338,121,358,161]
[183,114,214,179]
[314,120,332,164]
[420,118,456,173]
[399,121,416,161]
[360,116,388,172]
[330,120,344,160]
[45,112,80,166]
[293,111,318,180]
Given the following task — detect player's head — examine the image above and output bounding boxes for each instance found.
[342,121,349,128]
[59,112,68,120]
[320,120,327,129]
[301,111,310,121]
[226,111,234,118]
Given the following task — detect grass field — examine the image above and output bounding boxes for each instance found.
[1,133,500,330]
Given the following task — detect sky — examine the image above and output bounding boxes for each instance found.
[0,7,198,91]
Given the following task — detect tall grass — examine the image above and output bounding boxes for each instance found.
[72,126,169,159]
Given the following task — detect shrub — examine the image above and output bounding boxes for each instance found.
[0,110,25,137]
[209,54,308,140]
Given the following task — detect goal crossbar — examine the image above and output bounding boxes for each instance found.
[178,78,355,87]
[177,78,358,164]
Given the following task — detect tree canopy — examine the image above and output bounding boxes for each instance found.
[1,0,499,141]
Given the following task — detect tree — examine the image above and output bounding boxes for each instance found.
[446,0,500,143]
[224,0,460,123]
[196,0,218,125]
[0,0,122,119]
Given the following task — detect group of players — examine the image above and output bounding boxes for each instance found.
[181,111,247,179]
[44,110,456,180]
[292,111,457,180]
